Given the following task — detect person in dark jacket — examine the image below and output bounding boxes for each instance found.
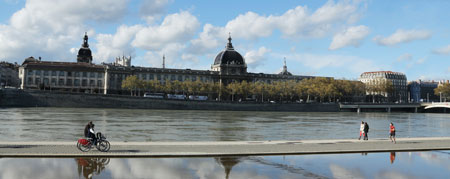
[84,121,97,144]
[363,122,369,140]
[84,121,92,138]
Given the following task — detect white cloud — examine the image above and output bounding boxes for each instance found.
[416,57,426,64]
[188,24,225,55]
[225,12,275,40]
[95,25,144,63]
[132,11,200,51]
[397,53,413,62]
[189,0,365,54]
[287,53,380,75]
[139,0,172,24]
[0,0,368,72]
[395,54,427,69]
[0,158,77,179]
[432,45,450,55]
[329,25,370,50]
[244,47,271,69]
[0,0,128,63]
[93,10,206,69]
[277,0,362,38]
[329,164,364,179]
[373,29,431,46]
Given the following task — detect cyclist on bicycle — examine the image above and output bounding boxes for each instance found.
[84,121,97,145]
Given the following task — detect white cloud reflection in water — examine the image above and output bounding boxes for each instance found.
[0,151,450,179]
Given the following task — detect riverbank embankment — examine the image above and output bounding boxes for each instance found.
[1,137,450,157]
[0,89,339,112]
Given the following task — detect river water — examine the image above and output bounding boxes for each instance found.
[0,108,448,142]
[1,151,450,178]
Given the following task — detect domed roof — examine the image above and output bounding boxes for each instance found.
[214,35,245,65]
[24,56,38,63]
[77,32,93,63]
[78,47,92,56]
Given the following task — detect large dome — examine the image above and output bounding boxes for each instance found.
[214,50,244,65]
[78,47,92,56]
[213,36,245,65]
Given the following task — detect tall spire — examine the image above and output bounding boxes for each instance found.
[226,32,234,50]
[279,57,292,76]
[162,54,165,69]
[82,32,89,48]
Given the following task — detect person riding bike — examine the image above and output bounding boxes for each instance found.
[84,121,97,145]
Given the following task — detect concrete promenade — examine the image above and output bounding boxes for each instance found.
[1,137,450,157]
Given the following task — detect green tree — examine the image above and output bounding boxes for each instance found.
[227,81,240,101]
[144,80,162,93]
[434,83,450,102]
[122,75,140,96]
[239,80,251,100]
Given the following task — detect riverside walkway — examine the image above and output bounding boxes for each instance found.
[1,137,450,157]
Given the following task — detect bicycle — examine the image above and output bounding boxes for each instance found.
[77,132,110,152]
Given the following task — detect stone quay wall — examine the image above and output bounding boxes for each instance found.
[0,89,340,112]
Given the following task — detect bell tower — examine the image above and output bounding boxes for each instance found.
[77,32,93,63]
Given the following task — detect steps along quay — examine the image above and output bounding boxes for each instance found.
[1,137,450,157]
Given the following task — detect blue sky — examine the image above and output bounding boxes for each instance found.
[0,0,449,81]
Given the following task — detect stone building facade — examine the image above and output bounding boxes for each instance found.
[359,71,407,102]
[0,61,20,88]
[408,80,442,102]
[19,34,317,95]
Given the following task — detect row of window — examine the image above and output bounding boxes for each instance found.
[27,70,103,78]
[361,73,406,78]
[109,73,214,83]
[27,77,103,87]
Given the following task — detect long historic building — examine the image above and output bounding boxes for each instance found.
[19,34,317,95]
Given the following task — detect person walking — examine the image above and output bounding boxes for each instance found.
[359,121,365,140]
[363,122,369,140]
[390,122,396,144]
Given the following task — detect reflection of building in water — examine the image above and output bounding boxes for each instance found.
[215,157,241,179]
[76,158,110,179]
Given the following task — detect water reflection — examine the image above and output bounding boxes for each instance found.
[215,157,241,179]
[76,158,110,179]
[1,151,450,178]
[390,152,396,164]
